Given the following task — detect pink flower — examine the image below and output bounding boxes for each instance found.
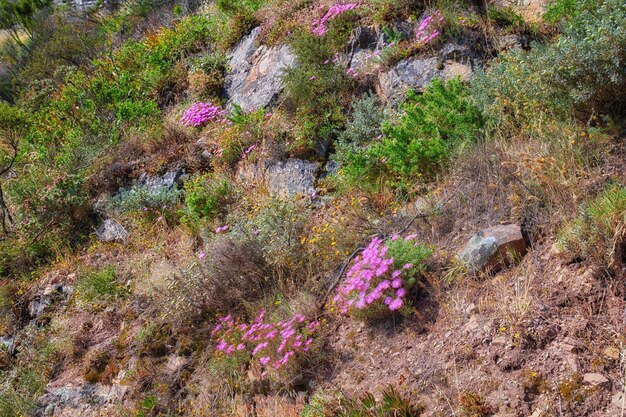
[312,3,358,36]
[180,102,226,127]
[389,298,403,310]
[396,288,406,298]
[392,278,403,288]
[309,75,317,81]
[198,251,207,261]
[259,357,270,365]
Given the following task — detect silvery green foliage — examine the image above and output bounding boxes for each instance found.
[334,93,386,164]
[472,0,626,128]
[106,184,182,213]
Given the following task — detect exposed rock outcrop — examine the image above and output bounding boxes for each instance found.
[36,383,128,417]
[237,158,318,198]
[377,57,473,102]
[224,27,297,110]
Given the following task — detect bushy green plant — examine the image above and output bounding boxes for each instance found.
[301,385,424,417]
[106,184,182,213]
[557,184,626,267]
[473,0,626,132]
[183,173,234,223]
[76,266,128,307]
[282,14,359,155]
[333,93,386,171]
[341,78,483,192]
[543,0,595,23]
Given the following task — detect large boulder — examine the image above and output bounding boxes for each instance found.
[96,219,129,242]
[458,224,527,273]
[377,57,473,102]
[224,27,297,110]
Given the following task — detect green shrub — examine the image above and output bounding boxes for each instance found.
[473,0,626,132]
[543,0,595,23]
[106,184,182,213]
[183,173,234,223]
[334,93,386,166]
[487,6,526,31]
[282,15,359,155]
[557,184,626,268]
[76,266,128,307]
[343,78,483,192]
[301,385,424,417]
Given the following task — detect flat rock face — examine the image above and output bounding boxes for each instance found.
[265,159,318,198]
[224,27,297,110]
[96,219,129,242]
[237,158,318,198]
[458,224,527,272]
[378,57,473,102]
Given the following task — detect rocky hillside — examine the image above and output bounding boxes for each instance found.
[0,0,625,416]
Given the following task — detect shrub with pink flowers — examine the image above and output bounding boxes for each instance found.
[179,102,226,127]
[312,3,359,37]
[211,309,320,379]
[416,10,443,46]
[333,235,432,320]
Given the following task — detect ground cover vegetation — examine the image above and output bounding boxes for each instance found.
[0,0,624,415]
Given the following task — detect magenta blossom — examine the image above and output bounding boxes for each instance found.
[180,102,226,127]
[312,3,358,37]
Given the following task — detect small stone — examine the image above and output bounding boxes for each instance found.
[458,224,527,273]
[96,219,129,242]
[583,373,609,386]
[492,335,508,345]
[604,346,620,360]
[612,392,625,409]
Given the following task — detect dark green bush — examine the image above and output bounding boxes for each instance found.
[341,78,483,192]
[183,173,234,223]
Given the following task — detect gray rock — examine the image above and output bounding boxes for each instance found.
[458,224,527,273]
[439,42,475,61]
[583,373,609,387]
[96,219,129,242]
[0,336,14,355]
[266,159,318,198]
[494,34,528,52]
[36,383,128,417]
[224,27,297,110]
[29,284,73,319]
[137,169,184,193]
[378,57,473,102]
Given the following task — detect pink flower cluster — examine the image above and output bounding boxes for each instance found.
[180,102,226,127]
[333,236,415,315]
[312,3,358,36]
[416,10,443,45]
[211,310,320,376]
[215,224,230,234]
